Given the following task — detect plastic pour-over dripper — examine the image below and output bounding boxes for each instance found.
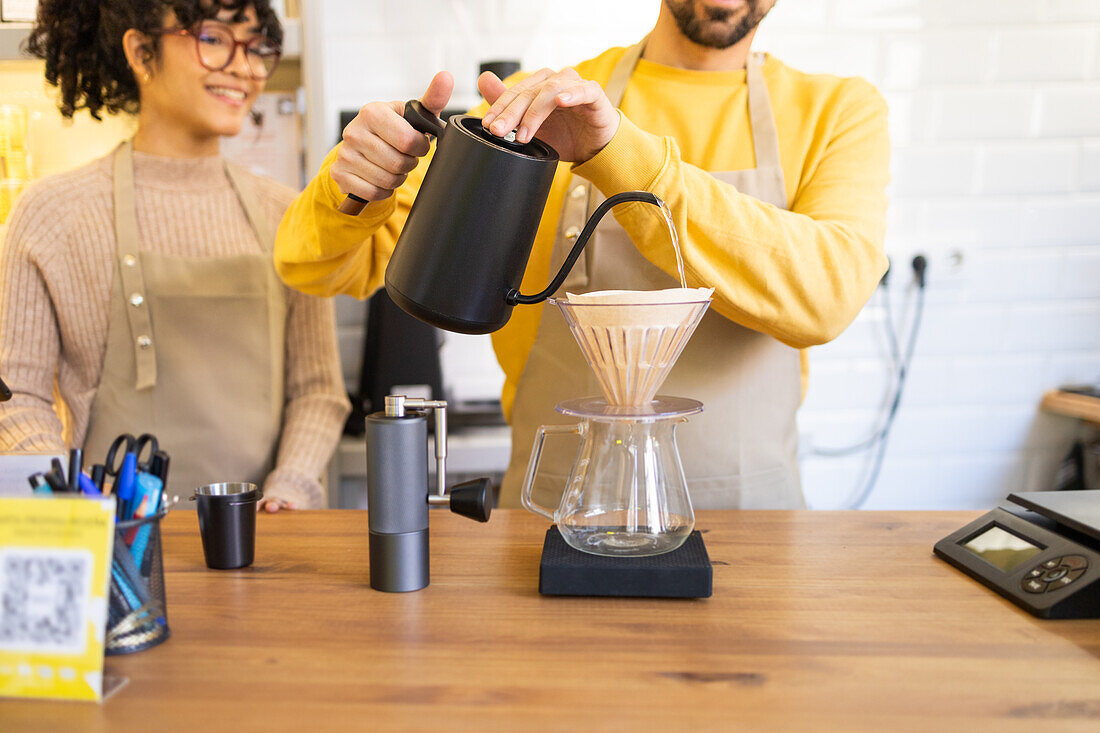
[550,288,713,407]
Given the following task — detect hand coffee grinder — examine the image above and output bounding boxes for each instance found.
[365,395,492,592]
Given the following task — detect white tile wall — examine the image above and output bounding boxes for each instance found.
[310,0,1100,509]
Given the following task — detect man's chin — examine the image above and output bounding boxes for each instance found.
[667,0,768,49]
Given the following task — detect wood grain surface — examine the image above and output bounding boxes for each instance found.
[1042,389,1100,425]
[3,509,1099,732]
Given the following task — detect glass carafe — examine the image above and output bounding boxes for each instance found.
[521,396,700,557]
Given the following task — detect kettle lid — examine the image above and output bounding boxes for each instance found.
[453,115,559,162]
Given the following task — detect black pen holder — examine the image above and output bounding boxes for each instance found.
[105,508,170,656]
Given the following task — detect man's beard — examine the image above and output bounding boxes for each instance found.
[665,0,772,49]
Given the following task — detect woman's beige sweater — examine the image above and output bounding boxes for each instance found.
[0,145,350,508]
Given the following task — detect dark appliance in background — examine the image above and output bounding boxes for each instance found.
[344,288,444,436]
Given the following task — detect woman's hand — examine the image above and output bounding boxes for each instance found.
[478,67,620,164]
[257,496,297,513]
[330,71,454,204]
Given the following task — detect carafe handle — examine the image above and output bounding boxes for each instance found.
[505,191,663,305]
[520,423,580,520]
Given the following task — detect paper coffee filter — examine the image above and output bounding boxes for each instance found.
[564,287,714,329]
[554,288,713,406]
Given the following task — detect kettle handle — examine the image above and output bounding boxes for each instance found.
[337,101,446,216]
[521,423,580,521]
[403,99,447,138]
[505,190,664,305]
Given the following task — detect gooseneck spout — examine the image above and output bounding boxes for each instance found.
[505,190,665,306]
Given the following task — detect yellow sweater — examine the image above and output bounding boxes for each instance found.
[275,48,890,420]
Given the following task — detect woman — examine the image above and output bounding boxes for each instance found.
[0,0,349,511]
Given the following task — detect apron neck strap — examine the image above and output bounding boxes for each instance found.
[605,38,646,106]
[113,139,141,261]
[745,52,781,170]
[224,162,275,253]
[604,44,781,171]
[113,139,157,390]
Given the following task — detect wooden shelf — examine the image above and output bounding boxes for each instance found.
[1041,389,1100,425]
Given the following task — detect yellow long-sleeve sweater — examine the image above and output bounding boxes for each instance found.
[275,48,890,420]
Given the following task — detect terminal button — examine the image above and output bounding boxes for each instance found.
[1047,568,1086,592]
[1022,578,1047,594]
[1060,555,1088,570]
[1041,568,1068,583]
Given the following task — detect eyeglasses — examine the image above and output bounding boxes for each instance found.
[161,20,281,79]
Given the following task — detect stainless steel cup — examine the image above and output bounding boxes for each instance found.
[193,482,261,569]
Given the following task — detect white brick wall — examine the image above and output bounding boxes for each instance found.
[311,0,1100,509]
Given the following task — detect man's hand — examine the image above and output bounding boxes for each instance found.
[331,70,455,203]
[478,67,619,164]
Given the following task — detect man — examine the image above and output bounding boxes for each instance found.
[274,0,889,510]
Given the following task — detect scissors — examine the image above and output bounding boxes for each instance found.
[104,433,159,478]
[104,433,159,516]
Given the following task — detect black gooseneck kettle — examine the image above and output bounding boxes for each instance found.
[363,101,662,335]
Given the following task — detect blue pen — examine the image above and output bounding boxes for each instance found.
[79,471,102,496]
[104,434,140,517]
[116,452,137,518]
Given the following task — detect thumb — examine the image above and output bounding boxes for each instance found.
[420,71,454,116]
[477,71,507,106]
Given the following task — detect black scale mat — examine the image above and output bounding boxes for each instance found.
[538,526,712,598]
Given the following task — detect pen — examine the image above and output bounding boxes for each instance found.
[150,450,170,485]
[116,452,137,519]
[50,457,68,491]
[79,471,102,496]
[43,466,68,493]
[28,473,51,494]
[91,463,106,493]
[68,448,82,492]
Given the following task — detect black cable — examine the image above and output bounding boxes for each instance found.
[849,266,926,509]
[804,255,926,507]
[810,283,904,457]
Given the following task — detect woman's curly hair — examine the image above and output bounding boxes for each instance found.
[25,1,283,120]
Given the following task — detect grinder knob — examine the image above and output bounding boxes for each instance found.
[447,477,493,523]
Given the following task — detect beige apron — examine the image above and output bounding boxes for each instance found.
[83,140,286,501]
[502,46,805,511]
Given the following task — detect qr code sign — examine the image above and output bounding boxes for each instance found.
[0,548,91,654]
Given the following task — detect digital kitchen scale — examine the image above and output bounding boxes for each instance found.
[934,490,1100,618]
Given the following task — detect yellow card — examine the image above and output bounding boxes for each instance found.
[0,496,115,702]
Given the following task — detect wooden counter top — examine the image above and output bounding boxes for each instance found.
[3,510,1099,731]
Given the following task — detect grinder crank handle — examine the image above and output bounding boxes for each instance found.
[338,101,447,216]
[447,477,493,523]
